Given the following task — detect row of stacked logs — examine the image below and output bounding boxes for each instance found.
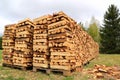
[2,24,16,65]
[33,15,51,69]
[48,13,79,70]
[13,19,34,67]
[2,11,99,74]
[47,12,99,71]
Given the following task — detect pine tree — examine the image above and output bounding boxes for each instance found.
[100,4,120,53]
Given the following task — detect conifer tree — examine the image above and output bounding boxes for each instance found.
[100,4,120,53]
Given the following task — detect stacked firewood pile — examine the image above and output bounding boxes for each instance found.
[2,24,16,65]
[12,19,34,67]
[48,12,79,71]
[33,15,53,69]
[73,25,99,65]
[48,12,99,72]
[87,64,120,79]
[2,11,99,75]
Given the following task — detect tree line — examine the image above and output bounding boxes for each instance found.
[80,4,120,54]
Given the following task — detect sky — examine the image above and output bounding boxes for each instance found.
[0,0,120,36]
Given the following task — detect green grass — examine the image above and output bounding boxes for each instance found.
[0,50,2,60]
[0,50,120,80]
[85,54,120,68]
[0,76,25,80]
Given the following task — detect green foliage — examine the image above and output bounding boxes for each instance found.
[87,22,101,45]
[0,37,2,50]
[100,4,120,53]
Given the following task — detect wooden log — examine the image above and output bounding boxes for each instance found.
[50,52,75,56]
[34,30,47,34]
[48,20,68,30]
[48,25,71,34]
[33,34,47,39]
[33,39,47,43]
[34,25,47,29]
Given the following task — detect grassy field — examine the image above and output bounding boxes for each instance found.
[0,50,120,80]
[0,50,2,60]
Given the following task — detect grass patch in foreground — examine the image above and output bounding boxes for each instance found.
[85,54,120,68]
[0,50,2,60]
[0,76,25,80]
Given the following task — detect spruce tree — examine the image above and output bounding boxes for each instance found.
[100,4,120,53]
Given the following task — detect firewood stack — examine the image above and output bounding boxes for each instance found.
[48,12,78,71]
[48,11,99,71]
[13,19,34,67]
[33,15,53,68]
[31,11,99,73]
[2,24,16,65]
[2,11,99,75]
[72,24,99,65]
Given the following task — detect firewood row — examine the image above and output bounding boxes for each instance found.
[33,15,52,68]
[2,24,16,65]
[48,12,77,70]
[13,19,34,67]
[2,11,99,74]
[72,25,99,65]
[48,12,99,71]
